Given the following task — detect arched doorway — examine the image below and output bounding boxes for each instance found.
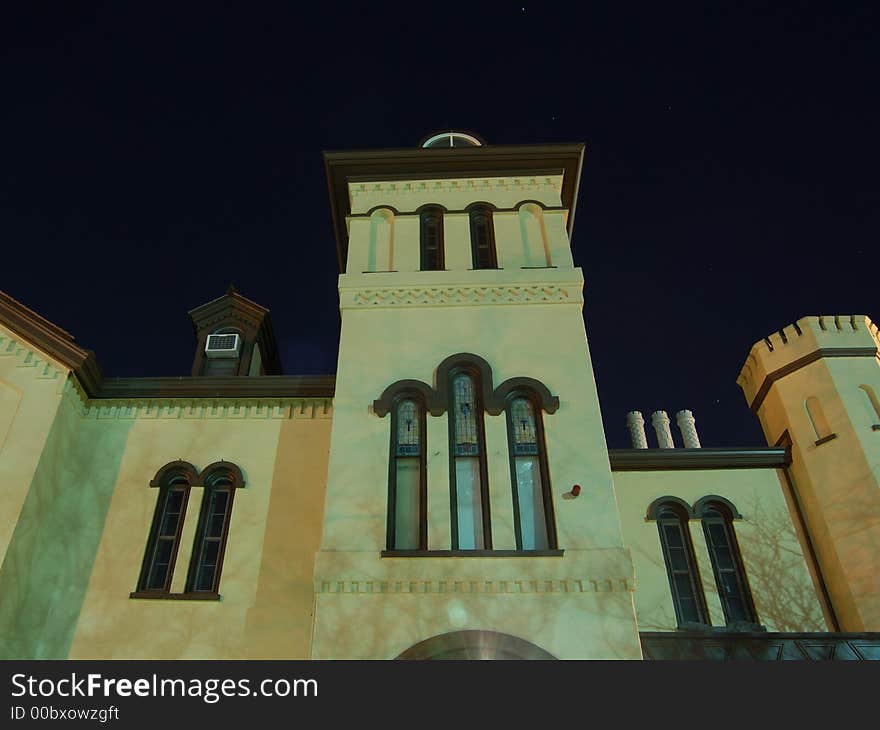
[395,630,556,660]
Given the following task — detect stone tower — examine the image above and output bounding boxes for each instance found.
[737,315,880,631]
[312,132,640,659]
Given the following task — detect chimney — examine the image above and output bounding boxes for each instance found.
[651,410,675,448]
[675,409,701,448]
[626,411,648,448]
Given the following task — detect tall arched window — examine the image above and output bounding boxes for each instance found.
[695,498,758,626]
[449,371,491,549]
[185,463,243,595]
[468,205,497,269]
[506,393,556,550]
[648,499,708,627]
[420,206,445,271]
[387,396,427,550]
[139,479,190,591]
[136,461,198,594]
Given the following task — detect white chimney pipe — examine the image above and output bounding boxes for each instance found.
[626,411,648,449]
[651,410,675,448]
[676,410,701,448]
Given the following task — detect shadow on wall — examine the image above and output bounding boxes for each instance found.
[0,388,132,659]
[633,494,825,633]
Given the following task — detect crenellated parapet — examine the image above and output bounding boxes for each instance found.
[737,315,879,411]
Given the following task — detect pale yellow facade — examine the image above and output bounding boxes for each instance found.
[0,138,877,659]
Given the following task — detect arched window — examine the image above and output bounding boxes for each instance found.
[805,396,833,442]
[136,461,198,594]
[858,384,880,427]
[185,463,243,594]
[420,206,445,271]
[387,396,427,550]
[468,206,497,269]
[449,371,491,549]
[648,499,708,627]
[506,393,556,550]
[695,498,758,626]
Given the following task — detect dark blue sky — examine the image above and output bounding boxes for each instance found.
[2,3,877,447]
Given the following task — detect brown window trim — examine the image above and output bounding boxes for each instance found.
[372,354,559,418]
[504,389,557,551]
[419,206,446,271]
[129,591,221,601]
[184,462,245,595]
[468,205,498,269]
[814,433,838,446]
[651,501,710,628]
[135,461,199,595]
[386,392,428,551]
[135,460,244,599]
[695,499,760,627]
[381,549,564,558]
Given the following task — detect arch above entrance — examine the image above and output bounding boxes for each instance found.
[395,630,556,660]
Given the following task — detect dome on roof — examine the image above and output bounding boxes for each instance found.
[420,131,484,148]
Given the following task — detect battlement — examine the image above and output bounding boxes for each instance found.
[737,315,879,407]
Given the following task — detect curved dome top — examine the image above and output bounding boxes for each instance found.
[420,131,484,148]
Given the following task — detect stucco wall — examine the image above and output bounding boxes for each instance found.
[614,467,827,633]
[66,398,331,659]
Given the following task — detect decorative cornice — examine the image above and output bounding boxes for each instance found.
[0,293,101,392]
[344,284,581,309]
[98,375,335,399]
[316,576,633,595]
[75,397,333,422]
[608,447,790,471]
[348,176,564,209]
[0,329,63,382]
[324,143,585,273]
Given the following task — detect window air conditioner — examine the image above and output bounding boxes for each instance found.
[205,333,241,358]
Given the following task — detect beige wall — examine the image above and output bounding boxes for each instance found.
[346,175,571,274]
[739,315,880,631]
[66,398,331,659]
[317,168,642,659]
[614,467,827,633]
[0,326,68,572]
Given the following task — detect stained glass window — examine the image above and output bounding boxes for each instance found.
[453,374,480,456]
[396,399,420,456]
[511,398,538,455]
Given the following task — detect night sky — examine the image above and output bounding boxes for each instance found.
[3,3,878,448]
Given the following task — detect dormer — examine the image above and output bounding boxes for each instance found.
[188,285,282,377]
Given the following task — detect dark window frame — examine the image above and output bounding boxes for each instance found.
[651,501,710,628]
[386,391,429,550]
[185,464,244,595]
[696,500,759,627]
[419,206,446,271]
[468,206,498,269]
[448,365,492,550]
[135,461,200,595]
[504,389,557,551]
[137,478,191,593]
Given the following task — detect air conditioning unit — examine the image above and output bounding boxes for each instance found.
[205,333,241,358]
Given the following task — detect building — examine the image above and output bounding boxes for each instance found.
[1,132,878,660]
